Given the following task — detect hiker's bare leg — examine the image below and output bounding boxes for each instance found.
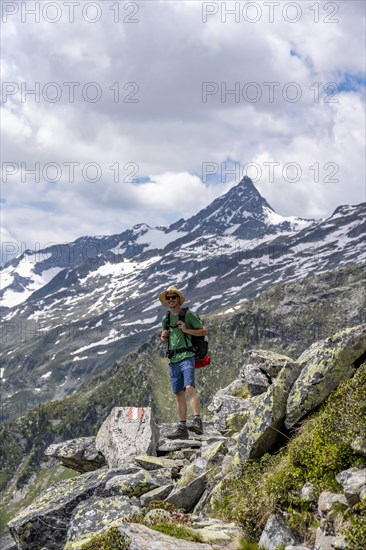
[185,385,200,416]
[175,391,187,421]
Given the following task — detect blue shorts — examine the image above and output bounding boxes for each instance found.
[169,357,195,394]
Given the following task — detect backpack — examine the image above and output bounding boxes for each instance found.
[164,307,209,365]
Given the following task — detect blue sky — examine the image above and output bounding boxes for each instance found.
[1,0,365,254]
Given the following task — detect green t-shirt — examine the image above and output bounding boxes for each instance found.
[162,309,203,364]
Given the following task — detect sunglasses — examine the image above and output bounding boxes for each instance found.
[166,295,178,301]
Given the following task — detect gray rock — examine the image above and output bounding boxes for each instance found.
[157,439,201,452]
[317,492,348,516]
[96,407,160,469]
[65,495,140,547]
[259,514,301,549]
[285,546,311,550]
[247,348,297,379]
[0,533,17,550]
[45,436,106,473]
[210,394,254,432]
[351,436,366,457]
[314,528,347,550]
[335,466,362,486]
[285,325,366,429]
[8,468,122,550]
[118,522,214,549]
[167,470,209,511]
[241,363,270,395]
[300,482,316,503]
[103,468,171,498]
[336,467,366,505]
[237,361,302,461]
[139,483,174,506]
[133,454,184,471]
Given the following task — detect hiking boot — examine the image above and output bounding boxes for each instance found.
[188,416,203,435]
[166,424,189,440]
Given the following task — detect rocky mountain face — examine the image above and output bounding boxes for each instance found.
[3,323,366,550]
[1,177,365,418]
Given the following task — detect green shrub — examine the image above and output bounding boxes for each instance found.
[79,527,130,549]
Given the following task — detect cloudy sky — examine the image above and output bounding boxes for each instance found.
[1,0,365,256]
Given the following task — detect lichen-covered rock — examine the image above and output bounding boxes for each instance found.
[45,436,106,473]
[300,482,316,503]
[8,468,123,550]
[103,468,171,498]
[237,361,302,461]
[246,349,297,380]
[285,325,366,429]
[118,522,214,549]
[167,470,209,511]
[0,533,17,550]
[351,436,366,457]
[133,454,184,471]
[139,483,173,506]
[190,517,242,543]
[335,467,366,506]
[209,394,255,433]
[64,495,140,549]
[95,407,159,469]
[240,363,270,395]
[157,438,201,452]
[259,514,301,549]
[314,528,347,550]
[177,457,208,488]
[317,491,348,516]
[202,440,227,467]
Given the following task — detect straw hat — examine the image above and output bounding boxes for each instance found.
[159,286,186,307]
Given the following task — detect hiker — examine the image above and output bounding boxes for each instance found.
[159,286,208,439]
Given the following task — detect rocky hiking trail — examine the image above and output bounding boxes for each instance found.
[3,324,366,549]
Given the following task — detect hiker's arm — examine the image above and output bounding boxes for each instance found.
[178,322,207,336]
[161,329,169,342]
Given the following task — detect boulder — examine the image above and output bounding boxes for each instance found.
[246,348,297,379]
[133,454,184,471]
[157,439,201,453]
[139,484,174,506]
[285,325,366,429]
[167,470,209,511]
[259,514,301,550]
[335,467,366,505]
[8,468,126,550]
[190,517,242,543]
[0,533,17,550]
[177,457,208,488]
[300,482,316,503]
[237,361,302,461]
[118,522,214,549]
[317,492,348,516]
[45,436,106,473]
[64,495,140,549]
[351,436,366,457]
[103,469,171,498]
[209,394,254,433]
[240,363,270,396]
[95,407,159,469]
[314,528,347,550]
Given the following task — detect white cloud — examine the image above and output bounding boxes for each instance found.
[1,0,365,248]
